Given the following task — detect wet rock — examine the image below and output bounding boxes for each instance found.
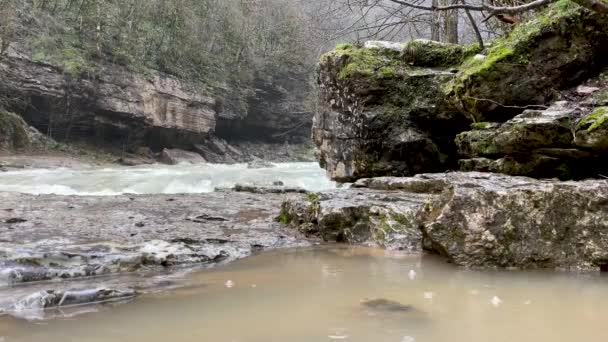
[231,184,307,194]
[159,148,206,165]
[247,159,275,169]
[0,191,309,287]
[12,288,137,310]
[187,214,229,222]
[361,298,412,313]
[420,173,608,270]
[5,218,27,224]
[280,172,608,270]
[279,189,428,251]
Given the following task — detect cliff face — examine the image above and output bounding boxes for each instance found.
[315,4,608,181]
[315,41,475,182]
[216,69,313,144]
[1,50,217,150]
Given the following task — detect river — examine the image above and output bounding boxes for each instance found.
[1,246,607,342]
[0,162,335,195]
[0,164,607,341]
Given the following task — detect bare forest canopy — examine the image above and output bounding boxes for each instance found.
[0,0,606,97]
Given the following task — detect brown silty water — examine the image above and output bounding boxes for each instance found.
[2,246,607,342]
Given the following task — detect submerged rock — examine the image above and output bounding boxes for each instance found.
[361,298,412,313]
[279,172,608,271]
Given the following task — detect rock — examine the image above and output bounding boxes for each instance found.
[576,86,601,96]
[574,107,608,150]
[315,42,471,181]
[0,111,31,151]
[279,189,427,251]
[159,148,206,165]
[247,159,275,169]
[361,298,412,313]
[11,288,136,310]
[5,218,27,224]
[0,190,309,287]
[0,51,217,150]
[420,173,608,270]
[280,172,608,270]
[231,184,307,194]
[454,102,607,179]
[444,4,608,120]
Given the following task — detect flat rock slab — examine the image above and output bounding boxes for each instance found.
[0,191,309,319]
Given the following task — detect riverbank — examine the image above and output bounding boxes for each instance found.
[0,189,312,319]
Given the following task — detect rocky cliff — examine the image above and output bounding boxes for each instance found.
[1,49,217,150]
[0,47,314,160]
[315,4,608,181]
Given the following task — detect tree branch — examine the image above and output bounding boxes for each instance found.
[386,0,557,16]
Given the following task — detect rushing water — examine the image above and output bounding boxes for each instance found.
[0,162,335,195]
[1,246,607,342]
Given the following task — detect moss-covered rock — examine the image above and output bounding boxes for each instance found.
[456,103,574,158]
[574,107,608,150]
[0,111,31,151]
[315,42,470,181]
[444,2,608,121]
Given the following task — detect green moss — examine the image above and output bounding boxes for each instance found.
[335,43,353,51]
[277,209,292,225]
[379,66,396,78]
[402,40,481,67]
[306,192,320,203]
[471,122,490,130]
[580,107,608,132]
[0,111,30,150]
[443,1,584,118]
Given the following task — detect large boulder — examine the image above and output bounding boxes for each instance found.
[280,172,608,271]
[0,111,31,151]
[314,4,608,182]
[314,41,475,181]
[444,3,608,121]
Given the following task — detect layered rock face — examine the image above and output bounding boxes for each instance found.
[281,172,608,270]
[216,70,313,144]
[315,41,474,181]
[0,51,217,150]
[315,4,608,181]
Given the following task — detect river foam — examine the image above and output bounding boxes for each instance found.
[0,162,335,195]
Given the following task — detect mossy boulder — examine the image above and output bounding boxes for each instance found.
[315,42,471,181]
[456,104,574,158]
[574,107,608,150]
[0,111,31,151]
[444,2,608,121]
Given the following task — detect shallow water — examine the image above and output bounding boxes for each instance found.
[2,246,608,342]
[0,162,335,195]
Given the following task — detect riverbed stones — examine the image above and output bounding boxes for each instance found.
[280,172,608,271]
